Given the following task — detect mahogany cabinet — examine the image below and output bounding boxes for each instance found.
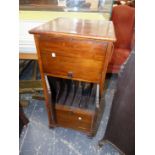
[29,17,116,136]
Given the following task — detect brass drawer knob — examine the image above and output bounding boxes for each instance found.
[78,117,82,120]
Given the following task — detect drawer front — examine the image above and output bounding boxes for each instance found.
[39,36,107,61]
[55,107,94,132]
[41,52,103,82]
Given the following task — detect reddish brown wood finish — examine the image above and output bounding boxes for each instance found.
[34,35,56,127]
[29,17,116,42]
[55,104,95,134]
[30,18,116,136]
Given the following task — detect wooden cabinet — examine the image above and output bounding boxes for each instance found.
[29,17,116,136]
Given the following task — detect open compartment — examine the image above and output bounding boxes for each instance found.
[47,76,98,111]
[46,76,99,134]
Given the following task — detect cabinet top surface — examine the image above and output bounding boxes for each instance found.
[29,17,116,42]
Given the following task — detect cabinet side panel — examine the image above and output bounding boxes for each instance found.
[34,35,55,126]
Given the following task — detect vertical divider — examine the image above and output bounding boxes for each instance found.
[44,75,56,124]
[96,84,100,108]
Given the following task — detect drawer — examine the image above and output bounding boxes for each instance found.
[41,51,103,82]
[55,105,94,132]
[39,36,107,61]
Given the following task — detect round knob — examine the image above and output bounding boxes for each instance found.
[78,117,82,120]
[51,52,56,58]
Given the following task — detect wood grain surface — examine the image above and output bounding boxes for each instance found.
[29,17,116,42]
[30,18,116,136]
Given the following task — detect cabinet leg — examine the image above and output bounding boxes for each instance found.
[49,123,55,129]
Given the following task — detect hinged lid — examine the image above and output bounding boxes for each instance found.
[29,17,116,42]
